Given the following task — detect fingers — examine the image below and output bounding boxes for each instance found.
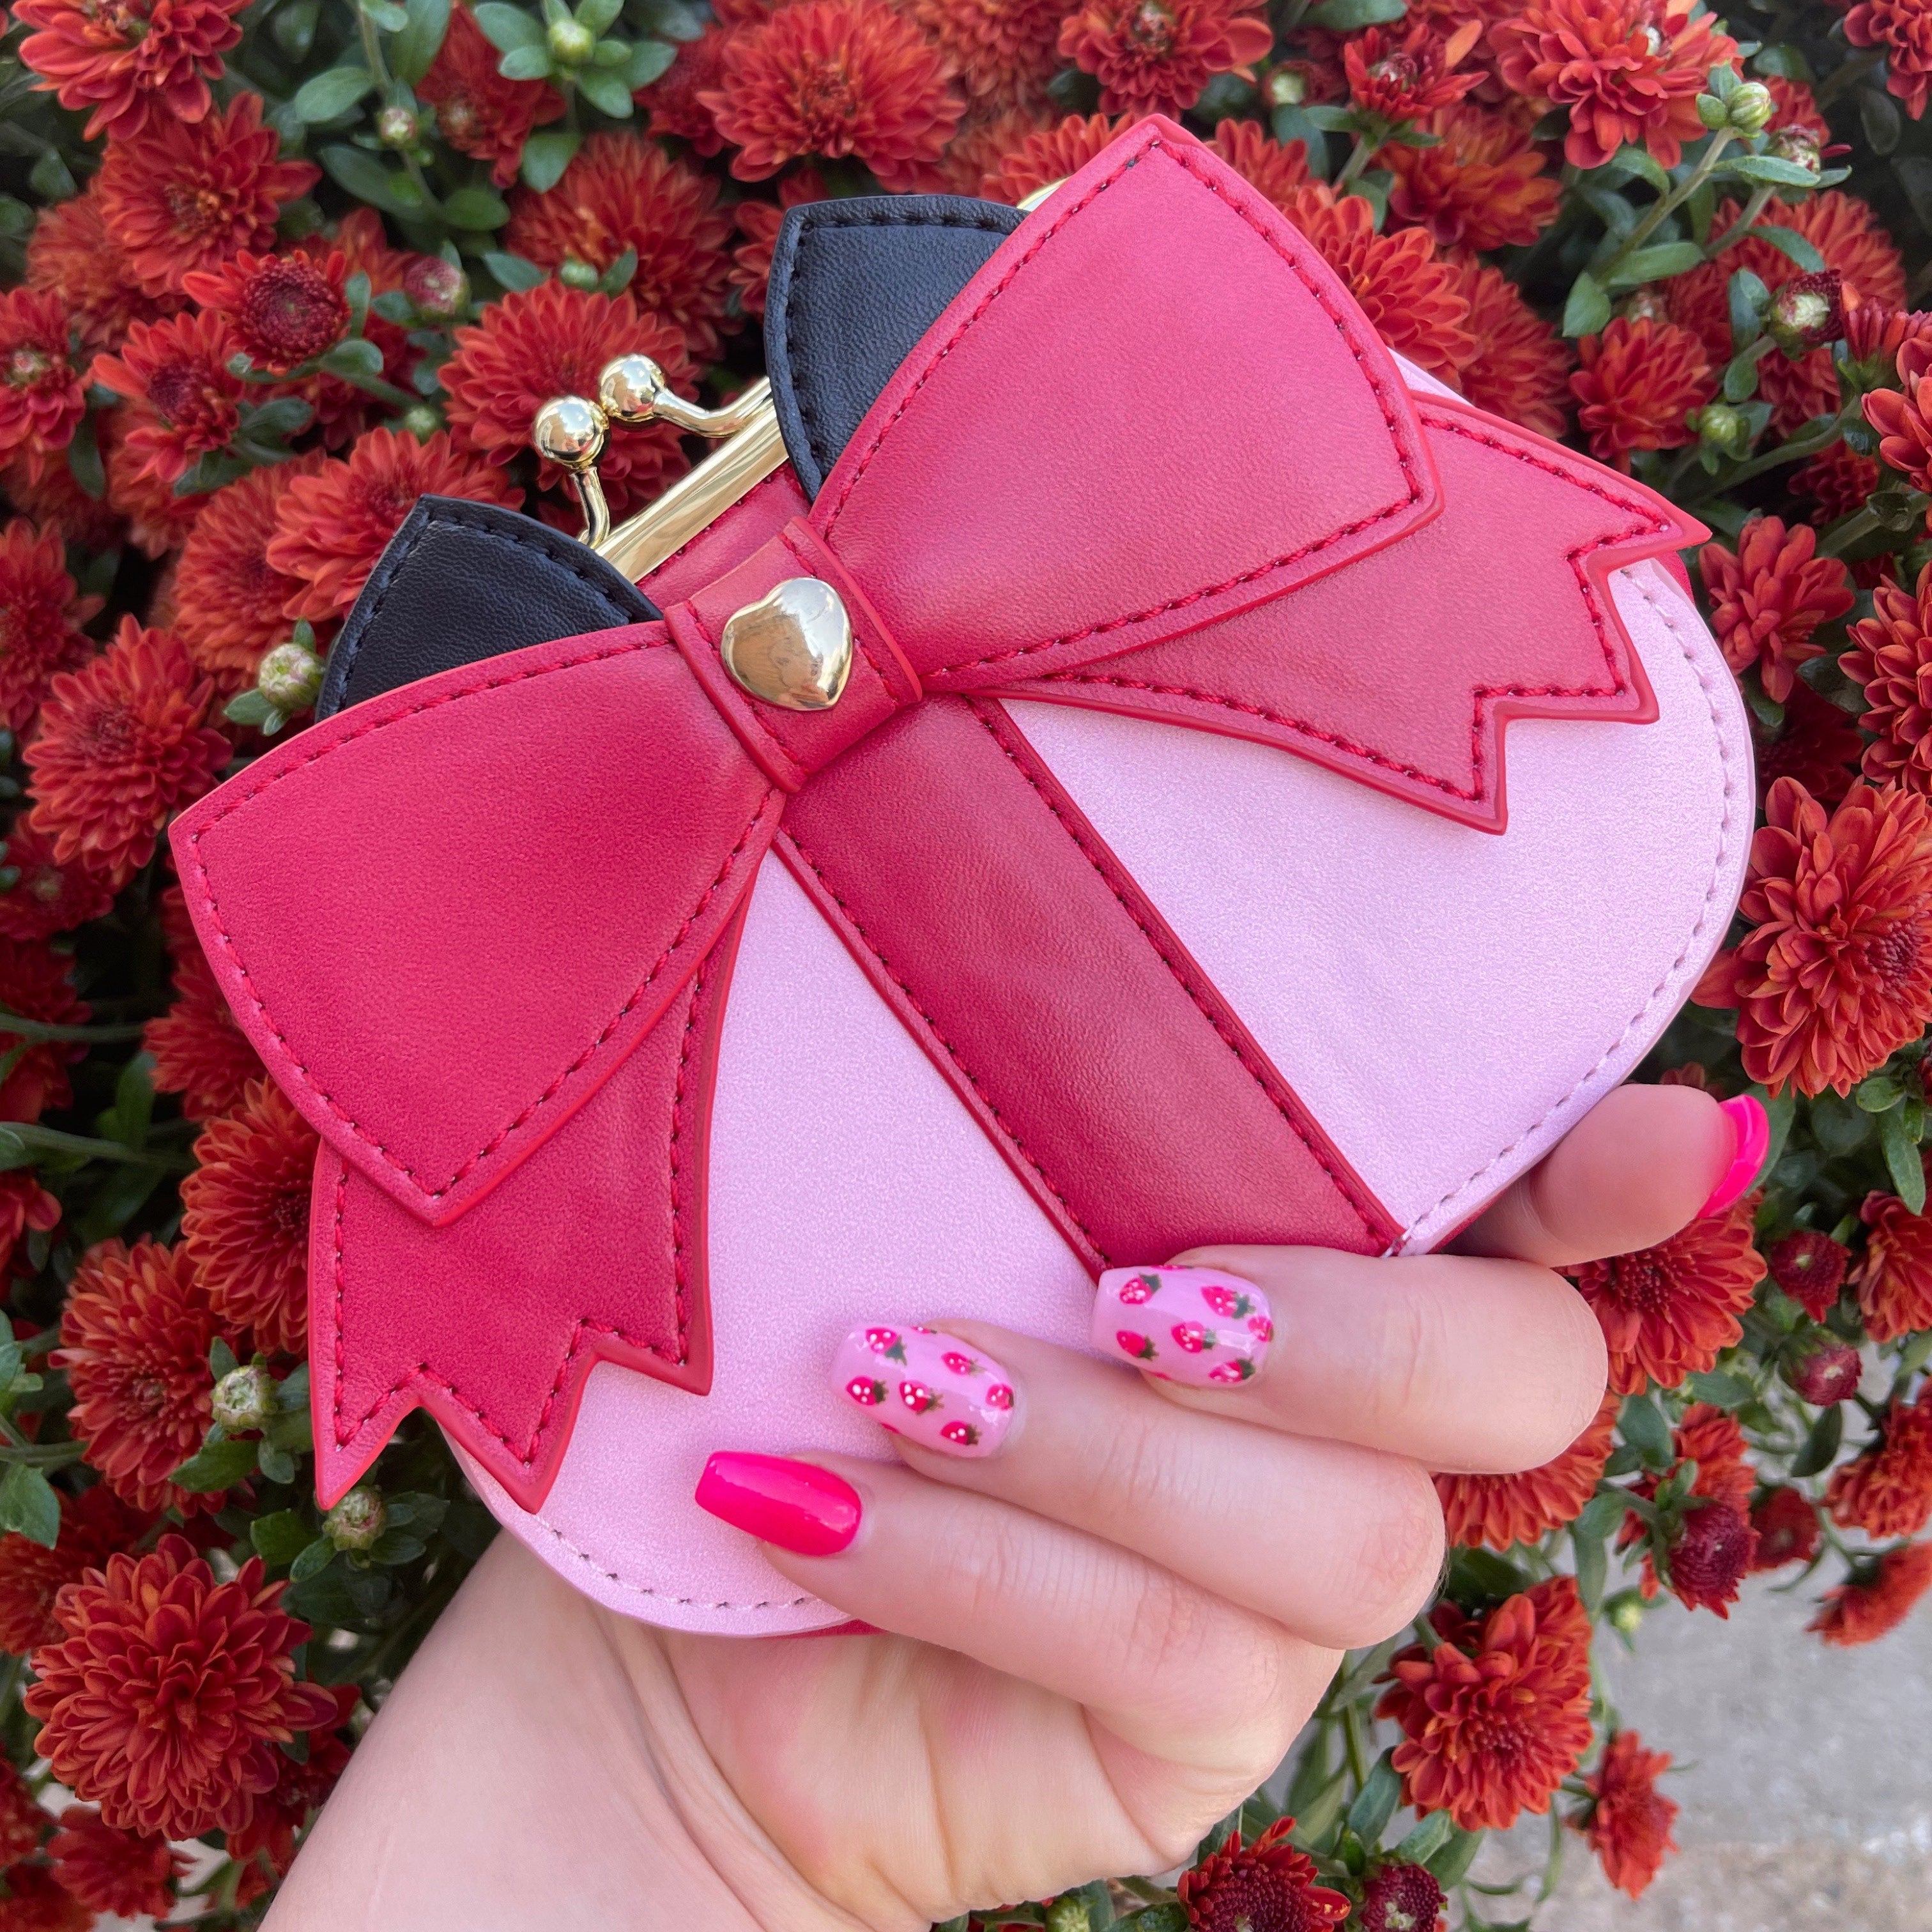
[1111,1250,1607,1473]
[697,1450,1337,1777]
[1450,1083,1758,1266]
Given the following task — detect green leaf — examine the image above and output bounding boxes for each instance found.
[574,63,634,116]
[293,65,377,123]
[273,0,321,57]
[519,126,580,191]
[1574,1487,1629,1544]
[498,41,553,77]
[174,1435,261,1492]
[1862,86,1904,157]
[321,337,387,380]
[1271,105,1330,174]
[626,37,676,88]
[576,0,622,34]
[1882,1103,1926,1209]
[1790,1400,1844,1478]
[381,1491,448,1533]
[1618,1392,1674,1467]
[1726,153,1830,188]
[1427,1826,1484,1890]
[252,1509,317,1567]
[0,1464,59,1549]
[1751,43,1813,82]
[278,1362,312,1411]
[1346,1749,1402,1846]
[482,249,547,292]
[599,245,637,294]
[364,0,411,24]
[391,0,453,83]
[0,1128,33,1174]
[1687,1367,1754,1407]
[1856,1073,1903,1112]
[27,150,77,203]
[368,1528,427,1565]
[1749,224,1827,271]
[475,0,544,47]
[590,34,631,65]
[224,688,283,732]
[1562,270,1612,339]
[321,144,413,215]
[289,1536,335,1583]
[1728,268,1770,348]
[65,414,104,501]
[1602,145,1673,195]
[1572,1519,1608,1613]
[1809,1089,1873,1157]
[1605,241,1706,289]
[210,1338,241,1381]
[1300,104,1355,132]
[1306,0,1406,26]
[257,1438,298,1486]
[1393,1809,1456,1866]
[1722,342,1767,404]
[1117,1910,1188,1932]
[443,185,510,231]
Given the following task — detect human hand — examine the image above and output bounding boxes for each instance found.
[267,1083,1755,1932]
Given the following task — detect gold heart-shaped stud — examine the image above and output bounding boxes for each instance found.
[720,577,854,712]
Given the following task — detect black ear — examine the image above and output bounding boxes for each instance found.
[316,496,658,719]
[764,196,1023,498]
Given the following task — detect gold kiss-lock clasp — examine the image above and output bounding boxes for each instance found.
[720,578,853,711]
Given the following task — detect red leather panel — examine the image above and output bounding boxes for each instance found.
[1006,398,1707,832]
[809,116,1443,688]
[173,628,781,1225]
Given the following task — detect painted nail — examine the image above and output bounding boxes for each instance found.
[834,1323,1016,1457]
[694,1452,861,1556]
[1699,1094,1770,1218]
[1092,1265,1272,1386]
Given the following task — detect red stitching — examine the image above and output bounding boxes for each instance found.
[183,633,777,1206]
[816,135,1428,678]
[970,703,1385,1245]
[1041,409,1670,803]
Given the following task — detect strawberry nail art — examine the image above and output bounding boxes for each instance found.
[832,1323,1015,1458]
[1093,1266,1272,1386]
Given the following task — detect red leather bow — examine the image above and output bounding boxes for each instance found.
[172,119,1702,1510]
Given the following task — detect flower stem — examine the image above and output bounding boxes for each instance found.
[1816,45,1885,109]
[1704,183,1778,262]
[1819,504,1884,556]
[0,1011,148,1043]
[354,0,440,216]
[1597,132,1736,287]
[1682,404,1859,502]
[1333,132,1378,191]
[0,1123,193,1172]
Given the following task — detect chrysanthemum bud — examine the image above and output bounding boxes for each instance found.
[325,1486,387,1551]
[1668,1500,1756,1613]
[1696,401,1751,457]
[1782,1333,1864,1406]
[402,256,467,321]
[211,1362,277,1433]
[257,640,325,715]
[1765,271,1844,357]
[399,403,441,440]
[375,105,419,150]
[559,257,601,291]
[1766,1228,1850,1318]
[1623,287,1671,325]
[1358,1862,1447,1932]
[1607,1590,1647,1637]
[547,16,594,64]
[1696,91,1728,131]
[1265,64,1307,107]
[1728,80,1774,134]
[1769,127,1822,174]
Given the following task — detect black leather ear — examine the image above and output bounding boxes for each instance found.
[316,496,658,719]
[765,196,1022,498]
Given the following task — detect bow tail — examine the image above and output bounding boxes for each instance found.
[310,896,747,1511]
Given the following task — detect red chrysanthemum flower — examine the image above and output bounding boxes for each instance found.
[88,310,243,492]
[0,1167,60,1282]
[180,1077,319,1356]
[729,170,829,318]
[418,1,565,187]
[171,454,328,693]
[1491,0,1738,171]
[281,213,418,452]
[441,284,692,526]
[0,1865,89,1932]
[0,817,116,944]
[1206,118,1313,210]
[503,134,736,362]
[910,0,1064,109]
[1858,1183,1932,1339]
[264,427,521,625]
[1846,562,1932,794]
[1846,0,1932,121]
[24,1535,338,1840]
[101,416,201,558]
[56,1239,239,1514]
[977,111,1125,201]
[1618,1403,1757,1605]
[146,884,265,1119]
[1455,259,1573,440]
[1699,516,1855,704]
[1828,1388,1932,1538]
[1565,1194,1764,1393]
[0,940,88,1123]
[1767,74,1831,144]
[13,0,248,140]
[703,0,963,186]
[1844,298,1932,375]
[1756,680,1864,812]
[1666,1498,1758,1614]
[1793,443,1882,528]
[1355,1863,1445,1932]
[24,618,227,889]
[1694,779,1932,1095]
[22,185,178,360]
[1810,1540,1932,1645]
[95,92,319,298]
[1058,0,1271,118]
[0,518,98,735]
[1176,1818,1350,1932]
[1750,1484,1822,1572]
[47,1808,185,1921]
[640,22,732,155]
[1384,103,1559,252]
[226,1689,356,1897]
[0,1485,151,1656]
[1283,187,1475,383]
[179,249,348,377]
[1671,193,1905,435]
[1376,1577,1594,1830]
[2,450,125,555]
[1767,1227,1853,1319]
[1345,20,1480,122]
[1570,317,1712,471]
[0,1764,48,1867]
[1574,1731,1678,1899]
[0,289,86,487]
[1436,1390,1617,1552]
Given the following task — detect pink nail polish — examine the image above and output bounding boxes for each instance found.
[833,1323,1016,1457]
[694,1453,861,1556]
[1699,1094,1770,1218]
[1092,1266,1272,1386]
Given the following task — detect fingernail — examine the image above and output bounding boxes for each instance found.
[1699,1094,1770,1218]
[833,1323,1015,1458]
[694,1452,861,1556]
[1092,1266,1271,1386]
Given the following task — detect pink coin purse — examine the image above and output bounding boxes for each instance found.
[169,119,1751,1632]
